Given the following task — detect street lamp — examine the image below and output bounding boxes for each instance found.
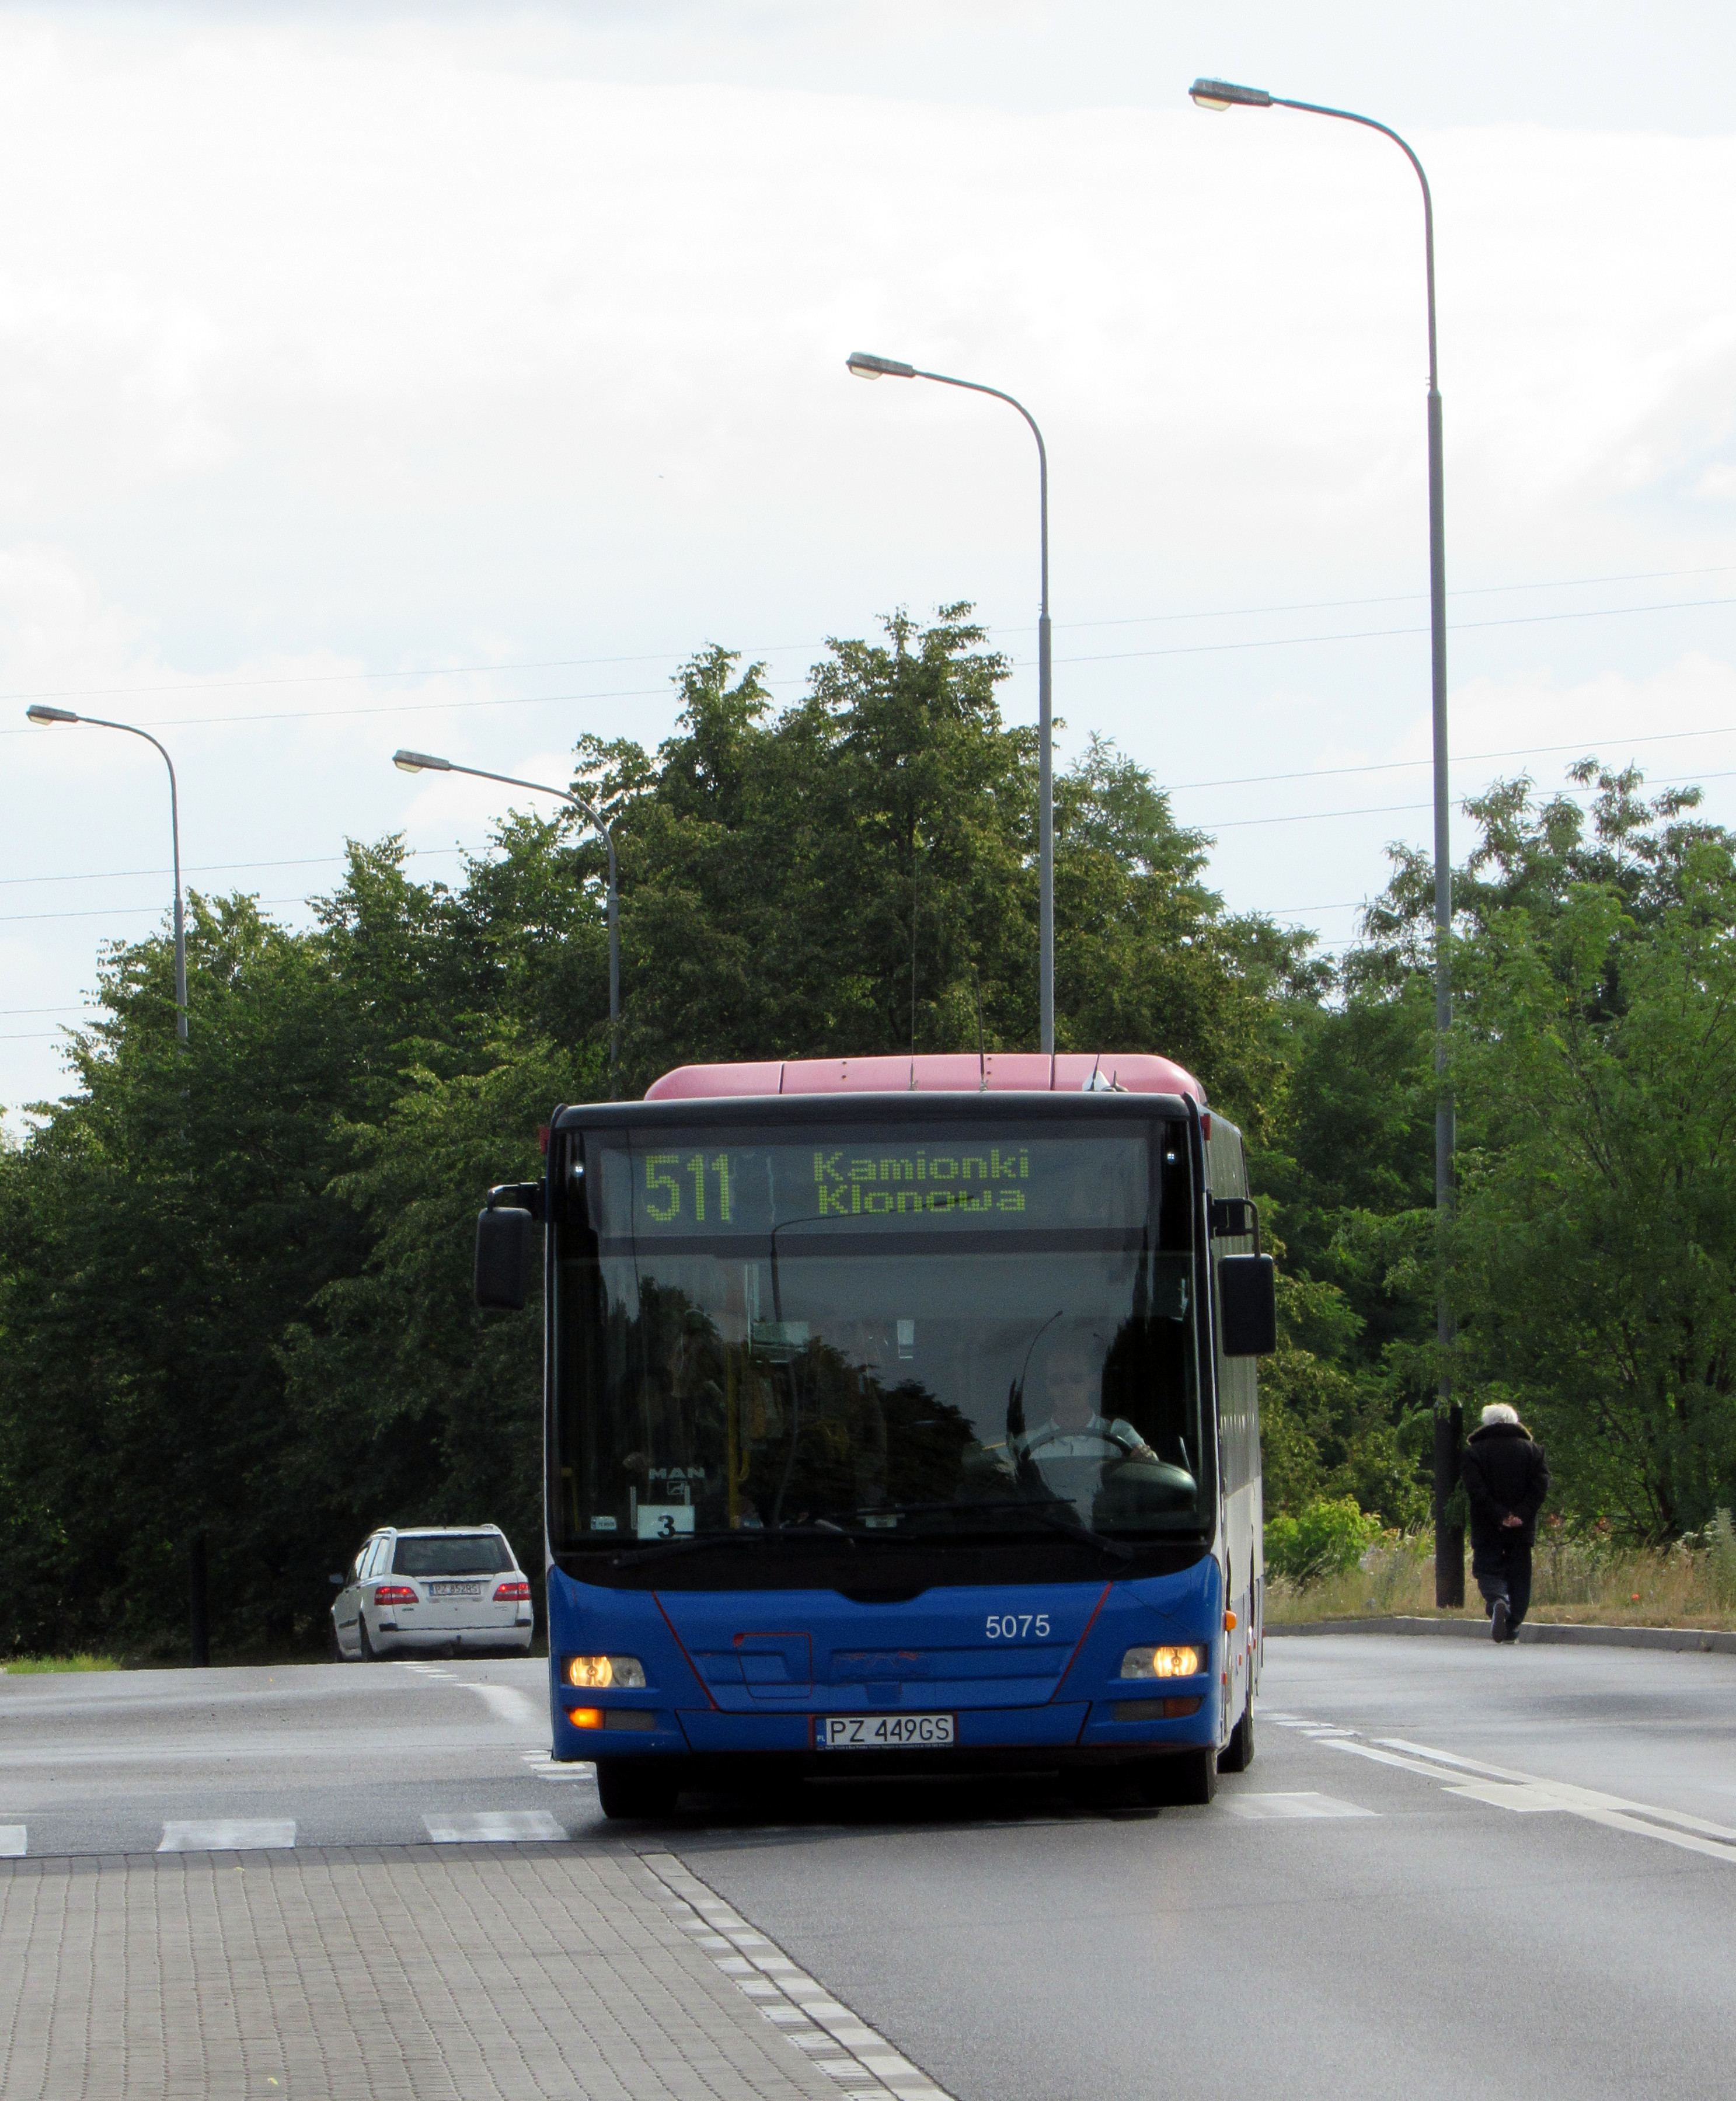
[1189,75,1460,1605]
[846,350,1057,1057]
[393,749,620,1082]
[29,699,204,1659]
[26,703,187,1046]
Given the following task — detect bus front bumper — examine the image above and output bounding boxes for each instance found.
[553,1696,1215,1764]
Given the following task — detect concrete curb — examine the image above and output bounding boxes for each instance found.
[1267,1615,1736,1654]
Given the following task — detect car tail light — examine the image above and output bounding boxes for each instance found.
[494,1580,531,1601]
[374,1584,418,1606]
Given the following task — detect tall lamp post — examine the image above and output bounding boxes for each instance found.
[27,701,204,1657]
[845,350,1056,1058]
[392,750,620,1083]
[1188,75,1460,1604]
[27,704,187,1045]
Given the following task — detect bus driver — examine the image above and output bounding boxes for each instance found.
[1010,1335,1160,1520]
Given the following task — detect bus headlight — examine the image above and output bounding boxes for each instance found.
[564,1654,646,1689]
[1120,1644,1205,1679]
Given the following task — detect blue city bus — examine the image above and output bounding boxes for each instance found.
[474,1050,1275,1818]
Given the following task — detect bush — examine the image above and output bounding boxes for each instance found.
[1703,1508,1736,1609]
[1265,1497,1382,1585]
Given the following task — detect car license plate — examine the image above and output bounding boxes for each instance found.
[428,1581,483,1598]
[814,1714,956,1750]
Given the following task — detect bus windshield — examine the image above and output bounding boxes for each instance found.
[553,1115,1205,1556]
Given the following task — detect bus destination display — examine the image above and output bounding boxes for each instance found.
[595,1130,1155,1239]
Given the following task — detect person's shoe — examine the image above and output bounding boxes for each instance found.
[1491,1598,1510,1644]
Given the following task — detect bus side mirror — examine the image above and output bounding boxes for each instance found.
[475,1206,535,1311]
[1218,1254,1277,1357]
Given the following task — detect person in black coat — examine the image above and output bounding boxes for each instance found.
[1459,1402,1550,1643]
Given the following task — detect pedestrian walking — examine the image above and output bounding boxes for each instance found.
[1460,1402,1550,1643]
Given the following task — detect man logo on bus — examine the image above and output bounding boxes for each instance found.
[813,1148,1028,1218]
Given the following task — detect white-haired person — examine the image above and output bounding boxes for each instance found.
[1459,1402,1551,1643]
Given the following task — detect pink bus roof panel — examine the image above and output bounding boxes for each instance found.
[643,1051,1205,1105]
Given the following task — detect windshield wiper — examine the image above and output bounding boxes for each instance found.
[874,1497,1135,1563]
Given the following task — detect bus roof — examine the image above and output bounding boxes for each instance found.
[644,1052,1207,1105]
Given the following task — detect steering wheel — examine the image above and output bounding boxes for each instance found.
[1022,1422,1152,1465]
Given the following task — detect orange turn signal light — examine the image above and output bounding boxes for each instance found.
[1224,1610,1238,1631]
[565,1708,604,1729]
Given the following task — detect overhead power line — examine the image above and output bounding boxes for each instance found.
[2,559,1734,705]
[1165,719,1736,793]
[1058,591,1736,671]
[1194,765,1736,834]
[0,897,311,926]
[7,771,1731,929]
[0,846,465,891]
[1,577,1727,743]
[9,749,1736,903]
[5,563,1736,736]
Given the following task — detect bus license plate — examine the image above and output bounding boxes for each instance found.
[428,1582,483,1598]
[815,1714,956,1750]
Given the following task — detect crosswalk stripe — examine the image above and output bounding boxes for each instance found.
[0,1825,25,1858]
[421,1810,565,1844]
[158,1820,295,1852]
[521,1750,597,1783]
[1226,1792,1378,1821]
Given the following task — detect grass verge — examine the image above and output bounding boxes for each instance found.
[1268,1528,1736,1631]
[1,1653,123,1674]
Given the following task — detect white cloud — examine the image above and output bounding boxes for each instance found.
[5,8,1736,1123]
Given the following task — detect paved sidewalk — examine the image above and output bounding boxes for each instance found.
[0,1844,866,2100]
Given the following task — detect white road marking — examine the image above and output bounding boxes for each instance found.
[0,1825,25,1857]
[1226,1792,1378,1821]
[1329,1742,1463,1781]
[158,1820,295,1852]
[1376,1737,1736,1844]
[1326,1732,1736,1863]
[467,1682,542,1729]
[641,1853,953,2100]
[421,1809,565,1843]
[521,1750,597,1783]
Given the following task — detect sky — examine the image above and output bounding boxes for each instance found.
[5,1,1736,1128]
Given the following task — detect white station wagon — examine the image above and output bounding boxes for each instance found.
[330,1525,534,1660]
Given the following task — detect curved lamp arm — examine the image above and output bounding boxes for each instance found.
[27,703,186,1043]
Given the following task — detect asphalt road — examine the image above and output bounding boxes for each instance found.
[7,1635,1736,2097]
[0,1653,576,1855]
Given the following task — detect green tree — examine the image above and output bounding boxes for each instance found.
[1445,773,1736,1536]
[0,604,1321,1656]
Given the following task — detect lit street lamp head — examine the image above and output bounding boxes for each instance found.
[846,351,916,381]
[392,748,451,773]
[1188,77,1273,111]
[26,704,78,724]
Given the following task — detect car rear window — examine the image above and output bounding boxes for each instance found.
[392,1534,513,1576]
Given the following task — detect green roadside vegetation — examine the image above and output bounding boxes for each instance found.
[1267,1513,1736,1630]
[4,605,1736,1657]
[1,1654,121,1674]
